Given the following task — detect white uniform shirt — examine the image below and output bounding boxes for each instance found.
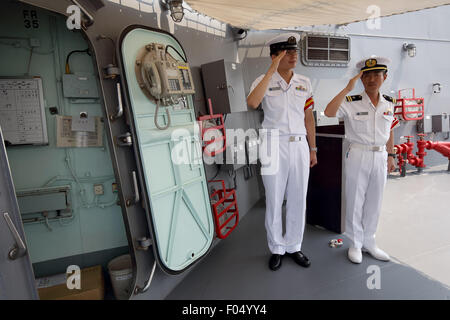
[336,91,399,146]
[249,71,314,135]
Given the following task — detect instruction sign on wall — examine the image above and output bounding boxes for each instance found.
[0,77,48,145]
[55,115,103,148]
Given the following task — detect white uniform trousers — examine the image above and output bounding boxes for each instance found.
[260,134,310,255]
[344,145,387,249]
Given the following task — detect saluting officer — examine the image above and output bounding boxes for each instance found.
[247,33,317,271]
[325,56,399,264]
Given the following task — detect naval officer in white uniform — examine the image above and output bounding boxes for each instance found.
[325,56,399,264]
[247,33,317,271]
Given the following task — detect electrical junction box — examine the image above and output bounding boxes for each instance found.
[62,72,99,99]
[201,59,247,114]
[417,115,432,133]
[432,113,449,132]
[16,185,71,216]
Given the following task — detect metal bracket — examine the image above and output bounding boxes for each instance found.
[116,132,132,147]
[103,64,120,80]
[71,0,95,27]
[137,237,152,251]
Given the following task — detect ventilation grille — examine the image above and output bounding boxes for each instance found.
[301,33,350,67]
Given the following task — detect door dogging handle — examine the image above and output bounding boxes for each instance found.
[132,171,140,204]
[110,82,124,121]
[126,171,140,206]
[3,212,27,260]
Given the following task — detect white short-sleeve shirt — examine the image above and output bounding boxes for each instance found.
[336,91,399,146]
[249,71,314,135]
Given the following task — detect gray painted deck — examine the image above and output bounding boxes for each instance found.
[167,166,450,300]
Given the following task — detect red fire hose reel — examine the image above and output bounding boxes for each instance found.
[208,179,239,239]
[394,88,424,121]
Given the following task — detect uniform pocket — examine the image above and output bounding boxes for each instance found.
[382,114,394,132]
[353,114,370,133]
[293,89,308,97]
[264,89,283,110]
[293,89,308,111]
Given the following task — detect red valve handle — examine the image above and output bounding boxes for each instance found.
[417,133,427,140]
[404,136,414,141]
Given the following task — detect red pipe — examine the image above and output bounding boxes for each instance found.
[407,153,423,167]
[425,141,450,159]
[403,136,425,168]
[394,135,426,170]
[395,135,450,175]
[394,143,410,169]
[395,135,415,171]
[414,134,427,168]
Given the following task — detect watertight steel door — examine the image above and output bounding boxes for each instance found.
[0,127,38,299]
[118,26,215,274]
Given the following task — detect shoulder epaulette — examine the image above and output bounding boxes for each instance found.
[345,95,362,102]
[383,94,396,103]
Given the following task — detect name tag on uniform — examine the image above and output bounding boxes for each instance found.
[295,85,307,91]
[269,86,281,91]
[356,112,369,115]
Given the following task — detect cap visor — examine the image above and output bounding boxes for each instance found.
[362,66,387,72]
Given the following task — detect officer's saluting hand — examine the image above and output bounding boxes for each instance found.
[268,50,287,75]
[247,50,287,109]
[346,70,364,92]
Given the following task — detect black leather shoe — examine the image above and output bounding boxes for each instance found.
[288,251,311,268]
[268,254,283,271]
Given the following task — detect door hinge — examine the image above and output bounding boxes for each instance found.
[136,237,152,251]
[116,132,132,147]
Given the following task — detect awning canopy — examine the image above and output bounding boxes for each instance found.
[186,0,450,30]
